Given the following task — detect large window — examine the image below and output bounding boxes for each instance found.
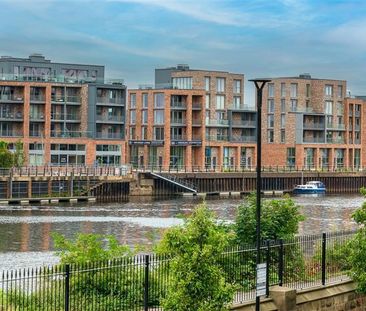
[281,99,286,112]
[268,115,274,128]
[290,99,297,112]
[216,95,225,109]
[325,101,333,114]
[233,96,241,108]
[216,78,225,92]
[268,83,274,97]
[320,148,329,169]
[154,127,164,140]
[338,85,343,98]
[142,93,148,108]
[267,130,274,143]
[281,83,286,97]
[290,83,298,97]
[130,94,136,108]
[325,85,333,96]
[267,99,274,113]
[130,110,136,124]
[50,144,86,165]
[154,110,164,124]
[234,80,241,93]
[154,93,165,108]
[205,95,210,109]
[287,148,295,167]
[172,77,192,89]
[142,110,148,124]
[304,148,314,169]
[205,77,210,91]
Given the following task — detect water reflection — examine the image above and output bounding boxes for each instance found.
[0,195,362,269]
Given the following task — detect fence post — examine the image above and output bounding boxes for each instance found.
[266,240,270,297]
[321,233,326,286]
[65,264,70,311]
[278,239,284,286]
[144,254,150,311]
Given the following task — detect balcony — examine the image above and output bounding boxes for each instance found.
[30,112,45,121]
[205,119,229,127]
[303,137,325,143]
[326,123,345,130]
[171,134,186,141]
[170,118,186,126]
[0,95,24,103]
[51,96,81,104]
[0,111,23,121]
[228,104,256,111]
[29,130,44,137]
[0,130,22,137]
[231,120,256,128]
[326,137,345,144]
[206,135,229,142]
[192,119,202,126]
[96,97,124,106]
[170,101,186,109]
[30,95,45,103]
[230,136,256,143]
[51,113,81,122]
[303,122,325,130]
[96,115,124,123]
[96,132,124,139]
[51,131,91,138]
[192,103,202,110]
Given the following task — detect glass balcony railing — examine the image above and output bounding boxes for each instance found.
[170,118,186,125]
[303,123,325,129]
[29,130,44,137]
[205,119,229,126]
[51,95,81,103]
[171,134,186,141]
[326,137,345,144]
[231,120,256,127]
[192,119,202,126]
[96,132,124,139]
[0,73,105,84]
[205,135,229,141]
[96,97,124,105]
[0,95,24,102]
[0,111,23,120]
[303,137,326,143]
[51,113,81,121]
[51,131,91,138]
[0,130,23,137]
[230,136,256,142]
[228,104,256,111]
[192,103,202,109]
[30,95,45,102]
[170,101,187,109]
[30,113,45,121]
[96,115,124,122]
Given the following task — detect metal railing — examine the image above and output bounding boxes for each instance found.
[0,230,356,310]
[170,101,186,109]
[0,111,23,120]
[303,123,325,129]
[96,132,124,139]
[30,112,45,121]
[51,131,91,138]
[96,115,124,122]
[96,97,124,105]
[51,113,81,121]
[231,120,256,127]
[51,96,81,103]
[206,119,229,126]
[0,95,24,102]
[228,104,256,111]
[30,95,46,102]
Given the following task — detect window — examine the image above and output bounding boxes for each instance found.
[267,99,274,113]
[268,115,274,128]
[142,93,148,108]
[130,110,136,124]
[268,83,274,97]
[304,148,314,169]
[281,130,285,143]
[290,99,297,112]
[234,80,241,93]
[320,149,329,168]
[306,84,311,97]
[172,77,192,89]
[129,127,136,139]
[216,111,225,121]
[267,130,274,143]
[287,148,295,167]
[281,114,286,128]
[130,94,136,108]
[216,78,225,92]
[154,93,165,108]
[281,99,286,112]
[154,127,164,140]
[205,77,210,91]
[281,83,286,97]
[338,85,343,98]
[336,102,343,115]
[216,95,225,109]
[141,127,147,140]
[233,96,241,108]
[142,110,148,124]
[217,128,227,140]
[290,83,298,97]
[154,110,164,124]
[325,85,333,96]
[335,149,344,168]
[205,95,210,109]
[325,101,333,114]
[326,115,333,127]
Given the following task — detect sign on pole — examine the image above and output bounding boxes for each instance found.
[256,263,267,297]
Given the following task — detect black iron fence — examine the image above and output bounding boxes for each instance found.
[0,230,356,310]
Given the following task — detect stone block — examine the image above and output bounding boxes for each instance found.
[270,286,296,311]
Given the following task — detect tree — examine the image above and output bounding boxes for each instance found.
[0,141,14,169]
[13,140,25,168]
[157,203,235,311]
[235,193,305,245]
[347,187,366,292]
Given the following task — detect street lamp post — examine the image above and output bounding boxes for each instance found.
[249,78,271,311]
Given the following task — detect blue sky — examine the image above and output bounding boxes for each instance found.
[1,0,366,103]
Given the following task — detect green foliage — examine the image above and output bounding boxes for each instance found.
[235,193,305,245]
[157,203,235,311]
[52,232,132,264]
[0,141,13,169]
[347,187,366,292]
[13,140,25,168]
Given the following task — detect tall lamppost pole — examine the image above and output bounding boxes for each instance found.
[249,78,271,311]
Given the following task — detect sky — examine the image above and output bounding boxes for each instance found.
[1,0,366,104]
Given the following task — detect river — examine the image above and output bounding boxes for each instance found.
[0,194,363,271]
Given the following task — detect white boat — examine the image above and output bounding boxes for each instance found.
[293,181,326,194]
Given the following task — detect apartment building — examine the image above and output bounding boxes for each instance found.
[261,74,362,169]
[0,54,126,166]
[125,65,257,170]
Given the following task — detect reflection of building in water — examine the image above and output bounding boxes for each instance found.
[81,210,94,234]
[20,210,31,252]
[41,223,51,251]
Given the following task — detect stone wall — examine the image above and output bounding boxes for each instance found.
[232,281,366,311]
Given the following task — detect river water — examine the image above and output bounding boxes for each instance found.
[0,194,363,271]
